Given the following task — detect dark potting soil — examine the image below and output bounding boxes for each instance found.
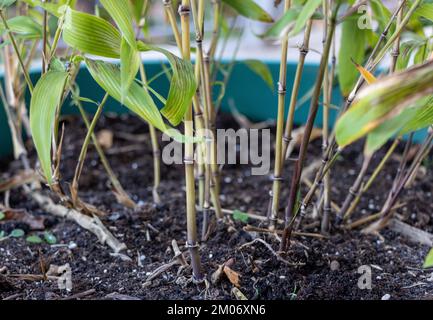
[1,113,433,300]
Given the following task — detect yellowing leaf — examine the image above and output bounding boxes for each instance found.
[353,60,377,85]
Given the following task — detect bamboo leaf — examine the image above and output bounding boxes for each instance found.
[63,7,121,58]
[0,0,16,9]
[414,3,433,22]
[85,58,195,143]
[85,58,166,131]
[401,96,433,134]
[290,0,321,36]
[30,71,69,184]
[0,16,42,40]
[338,14,368,96]
[221,0,274,23]
[336,60,433,148]
[21,0,67,17]
[120,38,140,103]
[364,108,417,154]
[138,42,197,126]
[242,59,274,91]
[99,0,138,99]
[353,60,377,85]
[99,0,136,49]
[259,7,300,39]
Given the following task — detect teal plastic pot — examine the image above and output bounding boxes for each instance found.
[0,59,426,159]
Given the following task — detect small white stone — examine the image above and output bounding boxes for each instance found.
[381,294,391,300]
[68,242,77,250]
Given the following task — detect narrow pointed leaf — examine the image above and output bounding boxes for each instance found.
[138,42,197,126]
[120,38,140,103]
[85,59,195,143]
[85,58,166,132]
[259,7,299,39]
[100,0,136,49]
[63,7,121,58]
[221,0,274,23]
[0,0,16,9]
[338,14,368,96]
[354,61,377,85]
[30,71,69,184]
[243,59,274,91]
[0,16,42,40]
[289,0,321,36]
[98,0,138,99]
[336,60,433,148]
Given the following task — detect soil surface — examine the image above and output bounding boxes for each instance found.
[1,114,433,300]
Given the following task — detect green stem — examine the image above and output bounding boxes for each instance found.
[0,10,34,94]
[269,0,292,229]
[71,93,109,198]
[280,8,338,252]
[180,0,203,282]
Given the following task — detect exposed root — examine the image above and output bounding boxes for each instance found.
[239,238,304,266]
[24,186,126,253]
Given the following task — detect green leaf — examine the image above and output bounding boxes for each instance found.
[120,38,140,103]
[243,59,274,91]
[336,61,433,148]
[138,42,197,126]
[365,107,417,154]
[0,0,16,9]
[0,211,4,220]
[338,14,368,97]
[221,0,274,23]
[290,0,321,36]
[85,58,193,143]
[44,232,57,244]
[0,16,42,40]
[401,96,433,134]
[26,235,43,244]
[21,0,66,17]
[259,7,300,39]
[99,0,136,49]
[30,71,69,184]
[0,230,5,238]
[414,3,433,22]
[10,229,25,238]
[99,0,139,99]
[63,7,121,58]
[85,58,166,132]
[233,210,249,223]
[424,248,433,268]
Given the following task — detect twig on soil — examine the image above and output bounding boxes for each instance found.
[62,289,96,300]
[239,239,304,266]
[145,240,188,281]
[243,225,327,239]
[388,219,433,247]
[23,185,126,253]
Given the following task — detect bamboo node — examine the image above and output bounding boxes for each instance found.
[272,175,284,182]
[183,157,194,165]
[277,82,286,94]
[162,0,172,7]
[283,135,292,144]
[186,241,200,249]
[299,46,309,56]
[178,5,190,16]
